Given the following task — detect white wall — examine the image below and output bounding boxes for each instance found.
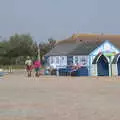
[91,64,97,76]
[112,64,118,76]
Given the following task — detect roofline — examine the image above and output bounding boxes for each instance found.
[89,41,104,55]
[106,40,120,52]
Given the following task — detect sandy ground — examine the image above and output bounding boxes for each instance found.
[0,71,120,120]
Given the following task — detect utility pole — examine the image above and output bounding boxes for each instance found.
[37,44,40,61]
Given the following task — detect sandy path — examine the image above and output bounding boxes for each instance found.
[0,71,120,120]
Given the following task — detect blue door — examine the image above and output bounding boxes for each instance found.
[117,58,120,76]
[97,55,109,76]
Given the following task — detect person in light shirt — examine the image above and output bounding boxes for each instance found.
[25,56,33,77]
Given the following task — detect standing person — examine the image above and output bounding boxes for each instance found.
[33,57,41,77]
[25,56,33,77]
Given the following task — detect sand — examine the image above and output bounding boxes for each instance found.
[0,70,120,120]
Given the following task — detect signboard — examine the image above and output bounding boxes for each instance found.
[103,52,116,57]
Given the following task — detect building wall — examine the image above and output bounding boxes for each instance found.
[72,55,89,76]
[89,41,120,76]
[91,64,97,76]
[112,64,118,76]
[48,55,89,69]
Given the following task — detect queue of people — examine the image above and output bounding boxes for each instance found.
[25,56,41,77]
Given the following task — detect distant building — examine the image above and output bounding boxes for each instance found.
[45,34,120,76]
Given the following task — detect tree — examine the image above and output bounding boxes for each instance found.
[48,38,56,49]
[39,38,56,63]
[0,33,38,65]
[8,33,37,57]
[0,35,56,66]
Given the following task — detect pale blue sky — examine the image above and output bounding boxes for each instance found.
[0,0,120,42]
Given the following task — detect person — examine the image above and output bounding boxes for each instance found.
[33,57,41,77]
[25,56,33,77]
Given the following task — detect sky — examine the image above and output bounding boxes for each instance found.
[0,0,120,42]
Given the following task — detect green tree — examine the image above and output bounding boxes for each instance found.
[8,33,37,57]
[0,33,38,65]
[39,38,56,62]
[48,38,56,49]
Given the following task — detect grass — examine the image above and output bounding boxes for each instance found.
[0,65,25,70]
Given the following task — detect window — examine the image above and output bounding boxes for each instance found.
[67,56,73,65]
[51,56,54,64]
[81,56,87,66]
[60,56,67,66]
[81,56,86,62]
[75,56,79,64]
[61,56,65,60]
[56,56,59,64]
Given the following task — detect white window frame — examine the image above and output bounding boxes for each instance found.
[50,56,54,64]
[73,56,88,66]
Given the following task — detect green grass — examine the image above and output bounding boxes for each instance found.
[0,65,25,70]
